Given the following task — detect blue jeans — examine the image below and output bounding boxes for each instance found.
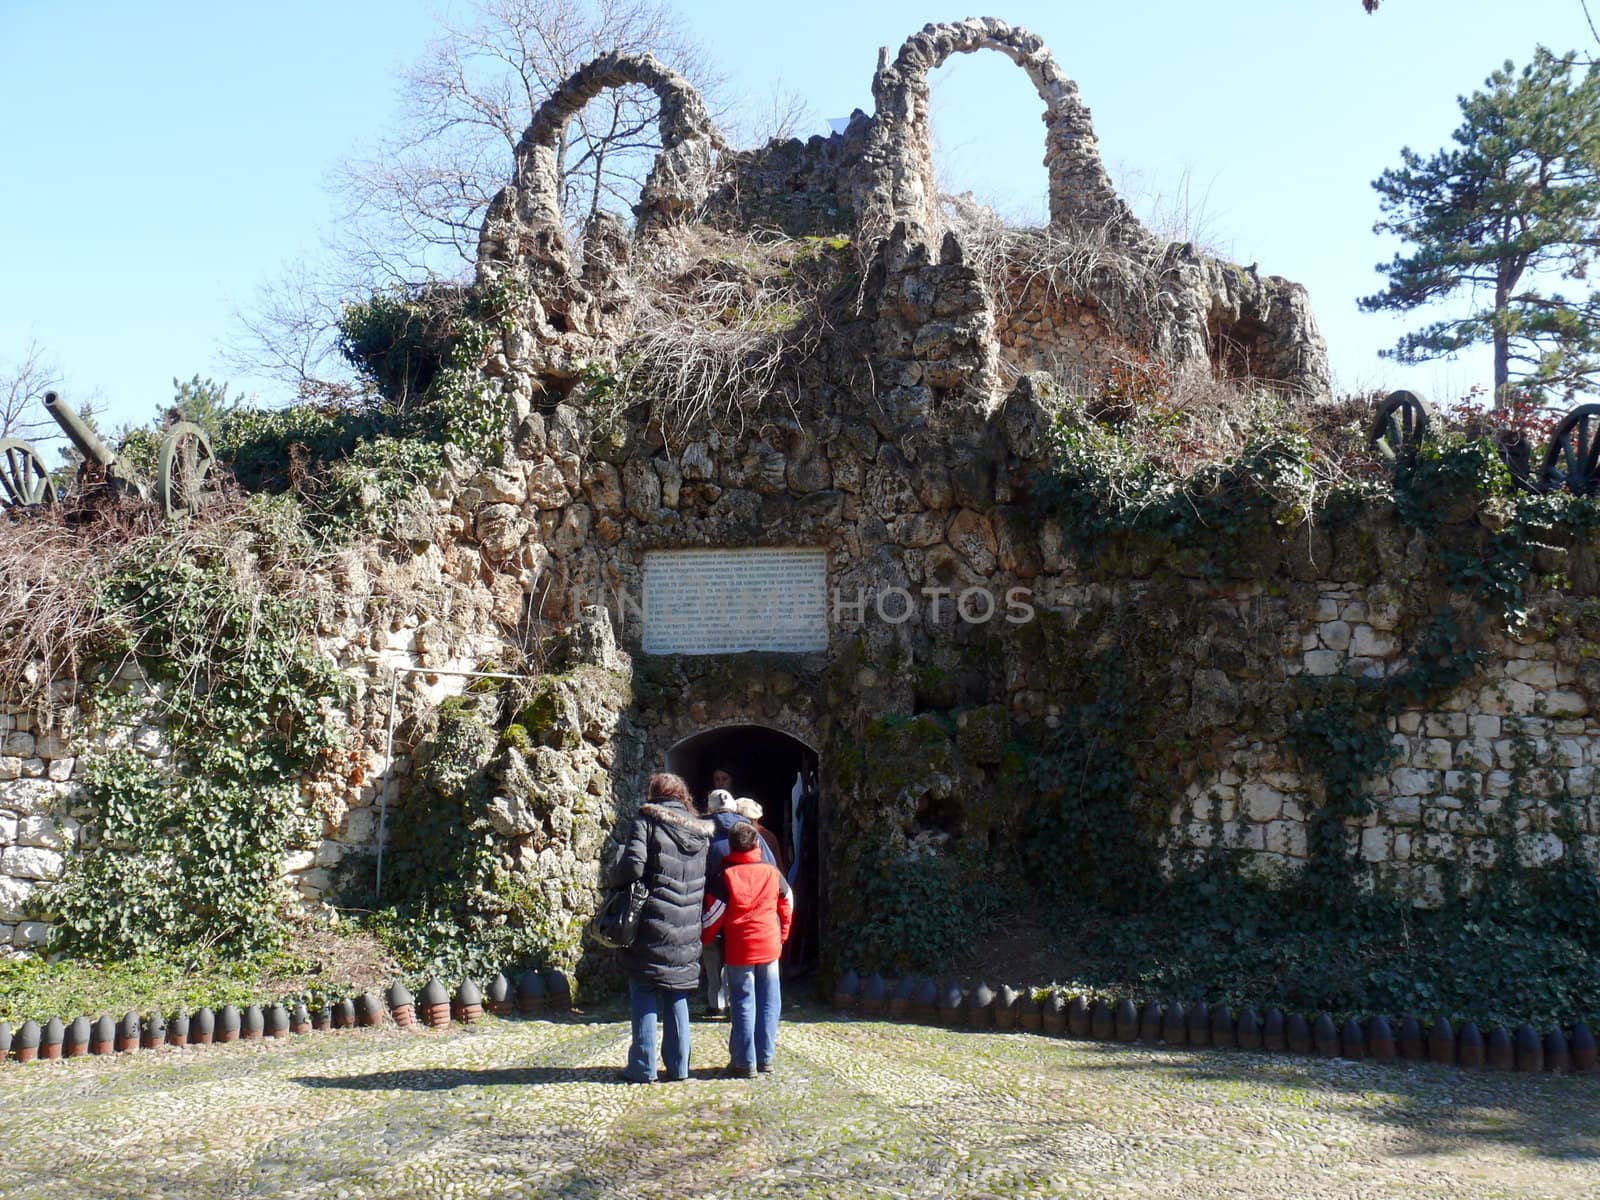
[626,978,692,1082]
[726,960,781,1069]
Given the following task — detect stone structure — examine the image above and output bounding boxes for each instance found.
[5,17,1593,961]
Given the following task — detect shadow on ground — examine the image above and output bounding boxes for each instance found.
[859,1013,1600,1164]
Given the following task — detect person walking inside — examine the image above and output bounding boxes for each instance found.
[702,821,792,1077]
[603,773,714,1084]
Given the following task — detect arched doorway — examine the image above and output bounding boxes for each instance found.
[666,723,821,972]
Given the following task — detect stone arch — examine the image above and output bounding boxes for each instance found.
[858,18,1138,247]
[476,50,725,282]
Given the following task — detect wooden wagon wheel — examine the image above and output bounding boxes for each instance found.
[156,421,218,518]
[1367,389,1432,464]
[1539,403,1600,495]
[0,438,58,511]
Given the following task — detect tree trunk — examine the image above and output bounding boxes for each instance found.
[1493,278,1511,409]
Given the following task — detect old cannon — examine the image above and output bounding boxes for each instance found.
[0,391,219,518]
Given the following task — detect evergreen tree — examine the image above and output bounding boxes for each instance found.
[1359,48,1600,404]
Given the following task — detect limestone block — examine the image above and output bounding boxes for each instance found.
[474,504,528,560]
[0,846,63,881]
[1396,712,1422,734]
[1384,796,1421,825]
[33,733,69,757]
[341,808,379,846]
[1468,714,1501,739]
[652,457,683,508]
[680,442,716,483]
[1507,660,1558,689]
[282,849,315,873]
[1391,768,1441,797]
[1393,831,1412,860]
[2,732,33,757]
[622,458,662,519]
[1264,819,1306,858]
[474,468,524,505]
[582,463,624,516]
[1303,650,1341,676]
[17,816,69,851]
[0,875,33,921]
[1454,738,1494,772]
[295,868,335,896]
[1424,714,1468,738]
[0,812,13,844]
[524,461,570,509]
[0,758,17,782]
[1360,827,1391,862]
[19,759,43,779]
[1421,739,1453,770]
[1314,595,1341,621]
[786,452,831,494]
[0,779,71,816]
[1548,691,1589,718]
[1318,621,1351,651]
[1555,738,1586,768]
[1351,626,1395,657]
[46,758,74,782]
[888,513,946,548]
[13,921,49,947]
[1516,831,1564,866]
[946,510,997,575]
[1242,783,1285,822]
[313,841,346,868]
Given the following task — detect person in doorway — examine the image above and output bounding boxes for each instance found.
[701,765,737,815]
[602,772,714,1084]
[702,821,792,1077]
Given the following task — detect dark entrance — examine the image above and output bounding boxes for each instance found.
[666,724,820,972]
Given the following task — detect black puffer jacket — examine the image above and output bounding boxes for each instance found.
[604,801,714,989]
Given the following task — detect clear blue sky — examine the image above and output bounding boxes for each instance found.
[3,0,1597,437]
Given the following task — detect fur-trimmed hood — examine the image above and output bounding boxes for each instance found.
[641,802,714,852]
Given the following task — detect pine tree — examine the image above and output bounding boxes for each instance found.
[1359,48,1600,405]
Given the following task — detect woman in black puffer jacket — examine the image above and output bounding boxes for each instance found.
[603,772,714,1083]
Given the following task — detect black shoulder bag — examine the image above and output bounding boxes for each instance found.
[589,823,652,950]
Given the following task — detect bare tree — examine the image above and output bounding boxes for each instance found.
[330,0,724,282]
[225,259,370,403]
[232,0,726,403]
[1,340,61,441]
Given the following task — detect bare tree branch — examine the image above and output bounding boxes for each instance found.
[1,340,62,441]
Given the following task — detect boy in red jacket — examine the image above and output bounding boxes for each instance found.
[702,821,792,1077]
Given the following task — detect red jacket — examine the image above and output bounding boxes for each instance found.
[702,847,792,966]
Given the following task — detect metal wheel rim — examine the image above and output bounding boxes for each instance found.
[0,438,58,510]
[157,421,217,518]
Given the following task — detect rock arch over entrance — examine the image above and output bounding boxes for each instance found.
[858,17,1137,245]
[477,50,725,282]
[666,722,821,969]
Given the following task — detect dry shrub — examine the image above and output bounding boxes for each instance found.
[940,193,1164,347]
[0,494,345,716]
[610,227,838,442]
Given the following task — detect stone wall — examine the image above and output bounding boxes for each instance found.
[5,17,1592,961]
[1172,585,1600,904]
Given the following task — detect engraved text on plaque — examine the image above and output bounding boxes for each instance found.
[642,548,827,655]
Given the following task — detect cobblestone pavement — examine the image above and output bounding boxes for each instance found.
[2,1004,1598,1199]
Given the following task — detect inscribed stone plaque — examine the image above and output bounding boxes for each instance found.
[642,548,827,655]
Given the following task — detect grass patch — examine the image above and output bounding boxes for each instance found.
[0,925,399,1024]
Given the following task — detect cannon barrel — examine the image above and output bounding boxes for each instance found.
[43,391,115,469]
